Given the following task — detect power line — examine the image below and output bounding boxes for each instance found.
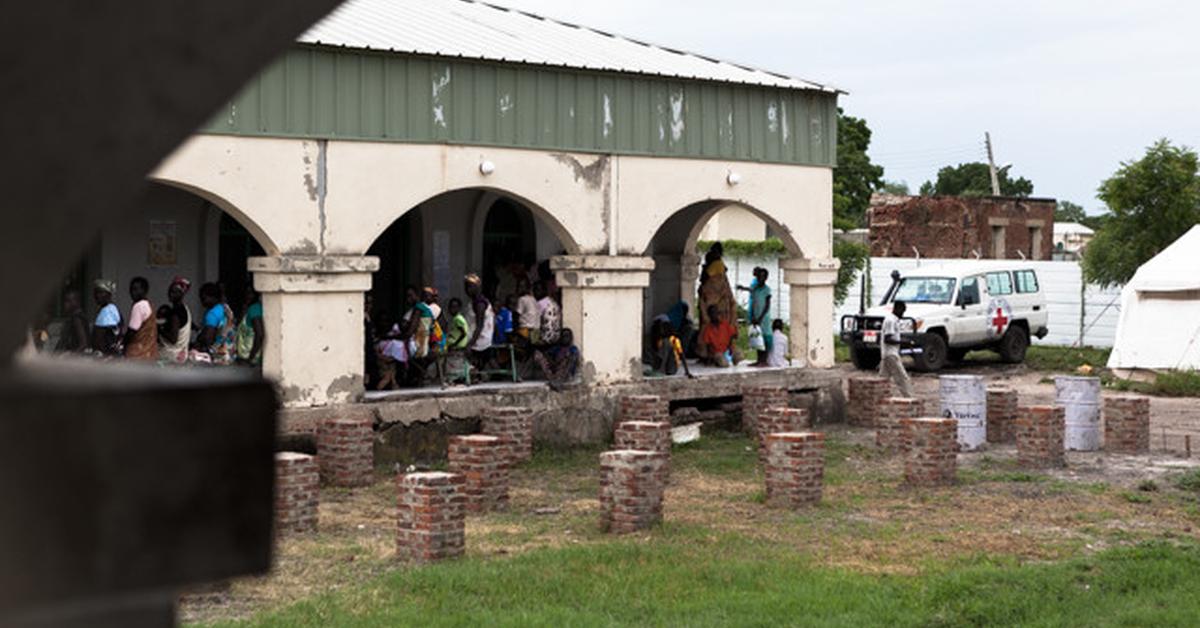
[869,143,985,158]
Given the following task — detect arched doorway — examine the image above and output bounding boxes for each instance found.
[362,188,573,389]
[33,182,271,352]
[641,200,802,370]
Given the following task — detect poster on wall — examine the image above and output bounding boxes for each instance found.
[148,221,178,267]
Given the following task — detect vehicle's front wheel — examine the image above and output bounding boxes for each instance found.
[912,334,948,372]
[850,344,881,370]
[998,325,1029,363]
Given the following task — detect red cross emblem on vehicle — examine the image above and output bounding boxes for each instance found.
[991,307,1009,335]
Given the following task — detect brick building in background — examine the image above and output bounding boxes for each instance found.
[868,194,1055,260]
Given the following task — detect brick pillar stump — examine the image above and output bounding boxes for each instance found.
[902,418,958,486]
[1015,405,1066,468]
[396,472,466,563]
[1104,396,1150,454]
[877,397,921,451]
[316,411,374,487]
[274,452,318,535]
[481,406,534,464]
[741,385,790,435]
[756,406,810,464]
[986,387,1019,444]
[447,435,510,513]
[764,432,825,508]
[598,450,668,534]
[614,420,672,479]
[618,394,669,425]
[847,376,892,427]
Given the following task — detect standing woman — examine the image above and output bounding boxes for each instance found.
[91,279,122,355]
[158,276,192,364]
[123,276,158,360]
[697,242,737,330]
[194,282,235,364]
[464,273,494,371]
[236,284,265,367]
[737,267,773,366]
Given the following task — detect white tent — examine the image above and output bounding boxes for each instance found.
[1107,225,1200,374]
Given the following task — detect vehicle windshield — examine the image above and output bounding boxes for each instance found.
[891,276,956,304]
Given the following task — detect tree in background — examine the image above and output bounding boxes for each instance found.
[834,109,884,230]
[879,180,910,195]
[1055,200,1086,223]
[833,240,870,307]
[918,162,1033,197]
[1083,139,1200,287]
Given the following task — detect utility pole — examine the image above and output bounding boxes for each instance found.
[985,132,1001,196]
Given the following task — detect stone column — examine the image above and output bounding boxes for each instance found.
[678,253,701,310]
[481,406,534,464]
[274,452,318,535]
[447,435,510,513]
[757,407,810,465]
[764,432,825,508]
[741,384,790,435]
[552,255,654,384]
[781,257,840,368]
[877,397,921,451]
[250,255,379,408]
[902,418,958,486]
[847,376,893,427]
[618,394,669,424]
[986,387,1019,444]
[316,409,375,487]
[1015,405,1066,468]
[1104,396,1150,454]
[598,450,668,534]
[396,472,466,563]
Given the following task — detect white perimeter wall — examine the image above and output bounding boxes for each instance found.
[838,258,1123,348]
[711,255,1123,348]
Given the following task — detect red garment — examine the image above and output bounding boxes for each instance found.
[700,321,737,355]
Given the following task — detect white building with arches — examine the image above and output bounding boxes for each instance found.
[83,0,842,409]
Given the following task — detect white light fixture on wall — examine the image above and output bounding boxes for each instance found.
[726,171,742,186]
[479,160,496,175]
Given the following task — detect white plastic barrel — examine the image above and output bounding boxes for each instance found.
[1055,376,1101,451]
[940,375,987,451]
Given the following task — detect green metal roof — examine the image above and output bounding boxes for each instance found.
[204,45,838,167]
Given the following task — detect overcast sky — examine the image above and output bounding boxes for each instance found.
[495,0,1198,212]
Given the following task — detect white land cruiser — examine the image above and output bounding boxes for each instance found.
[840,264,1050,372]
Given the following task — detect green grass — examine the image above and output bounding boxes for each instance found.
[1021,345,1111,372]
[1107,370,1200,398]
[209,539,1200,627]
[834,335,851,363]
[1174,469,1200,493]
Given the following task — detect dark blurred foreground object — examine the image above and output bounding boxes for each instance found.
[0,361,277,626]
[0,1,343,626]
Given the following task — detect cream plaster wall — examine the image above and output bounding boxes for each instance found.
[697,204,769,242]
[153,135,836,404]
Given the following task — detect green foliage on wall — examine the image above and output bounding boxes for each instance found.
[696,238,790,258]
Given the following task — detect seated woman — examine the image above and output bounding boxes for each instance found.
[646,318,693,378]
[696,305,740,368]
[374,310,407,390]
[533,328,579,390]
[664,300,696,357]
